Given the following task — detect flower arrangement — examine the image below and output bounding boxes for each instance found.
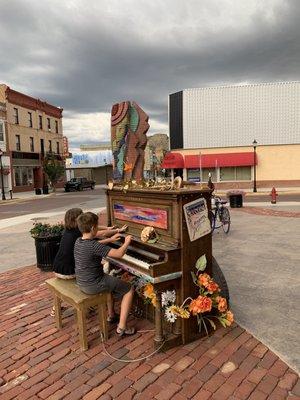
[30,222,64,239]
[140,254,233,335]
[189,270,234,335]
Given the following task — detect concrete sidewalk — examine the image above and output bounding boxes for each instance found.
[0,265,299,400]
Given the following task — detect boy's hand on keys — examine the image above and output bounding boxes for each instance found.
[124,235,133,245]
[118,224,128,233]
[110,233,122,241]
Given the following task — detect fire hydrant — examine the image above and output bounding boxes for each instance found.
[270,187,278,204]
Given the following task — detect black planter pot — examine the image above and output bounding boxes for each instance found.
[34,236,61,271]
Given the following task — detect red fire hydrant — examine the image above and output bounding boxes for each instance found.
[270,187,278,204]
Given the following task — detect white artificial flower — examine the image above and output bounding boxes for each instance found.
[165,306,177,323]
[161,290,176,307]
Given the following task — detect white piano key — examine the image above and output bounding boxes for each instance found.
[121,254,151,270]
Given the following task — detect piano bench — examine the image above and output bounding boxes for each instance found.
[46,278,108,351]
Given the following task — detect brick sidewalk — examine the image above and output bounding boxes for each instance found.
[234,207,300,218]
[0,266,299,400]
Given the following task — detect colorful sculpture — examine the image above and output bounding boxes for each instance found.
[111,101,149,182]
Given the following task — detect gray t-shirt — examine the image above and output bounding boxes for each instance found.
[74,238,110,288]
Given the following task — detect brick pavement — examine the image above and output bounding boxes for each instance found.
[0,266,299,400]
[235,207,300,218]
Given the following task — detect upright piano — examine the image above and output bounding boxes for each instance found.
[106,186,212,349]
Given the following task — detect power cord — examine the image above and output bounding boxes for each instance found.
[100,330,165,363]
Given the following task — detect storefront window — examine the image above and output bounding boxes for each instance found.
[220,166,251,181]
[14,166,34,186]
[236,166,251,181]
[187,168,216,182]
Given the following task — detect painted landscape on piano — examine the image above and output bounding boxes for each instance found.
[113,202,168,230]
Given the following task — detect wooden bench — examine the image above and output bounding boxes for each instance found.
[46,278,108,351]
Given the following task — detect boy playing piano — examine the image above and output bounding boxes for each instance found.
[75,212,136,337]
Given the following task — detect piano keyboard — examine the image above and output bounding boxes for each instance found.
[121,254,151,270]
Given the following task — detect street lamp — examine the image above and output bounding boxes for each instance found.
[0,148,6,200]
[252,139,257,193]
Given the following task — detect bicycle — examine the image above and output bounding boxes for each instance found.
[210,195,231,234]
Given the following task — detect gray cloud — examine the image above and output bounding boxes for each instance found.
[1,0,299,148]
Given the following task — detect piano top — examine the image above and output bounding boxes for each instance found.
[107,186,212,195]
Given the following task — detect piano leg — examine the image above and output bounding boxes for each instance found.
[173,290,182,336]
[154,291,164,345]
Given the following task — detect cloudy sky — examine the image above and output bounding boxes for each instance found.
[1,0,299,150]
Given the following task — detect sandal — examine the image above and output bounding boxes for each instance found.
[50,306,67,317]
[107,313,119,324]
[116,326,136,337]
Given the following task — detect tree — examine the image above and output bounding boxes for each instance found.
[43,152,65,192]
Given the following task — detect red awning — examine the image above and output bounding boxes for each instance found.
[184,152,257,168]
[161,152,184,169]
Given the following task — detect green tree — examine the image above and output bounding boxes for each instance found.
[43,152,65,192]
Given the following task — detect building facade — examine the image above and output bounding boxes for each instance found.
[0,85,64,193]
[66,147,113,184]
[166,82,300,188]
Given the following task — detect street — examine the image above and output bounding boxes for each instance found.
[0,188,107,271]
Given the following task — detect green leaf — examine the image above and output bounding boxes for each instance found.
[205,317,216,330]
[191,271,197,284]
[195,254,207,271]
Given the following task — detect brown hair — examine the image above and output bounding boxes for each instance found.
[77,212,98,234]
[64,208,83,229]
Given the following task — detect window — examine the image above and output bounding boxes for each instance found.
[0,121,4,141]
[14,166,33,187]
[40,138,44,154]
[47,118,51,130]
[56,142,59,154]
[220,166,251,181]
[13,108,19,124]
[55,120,58,133]
[187,168,216,182]
[30,137,34,152]
[49,140,52,152]
[16,135,21,151]
[39,115,43,129]
[28,112,33,127]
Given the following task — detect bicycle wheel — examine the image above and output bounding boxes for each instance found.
[220,207,230,234]
[209,210,216,231]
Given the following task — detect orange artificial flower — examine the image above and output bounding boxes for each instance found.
[206,281,220,294]
[189,295,212,315]
[225,310,234,326]
[143,283,154,297]
[198,273,210,287]
[217,297,227,312]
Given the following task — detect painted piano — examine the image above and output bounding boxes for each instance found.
[106,186,213,349]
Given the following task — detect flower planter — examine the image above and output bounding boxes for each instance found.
[34,236,61,271]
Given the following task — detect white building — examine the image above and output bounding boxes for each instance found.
[165,82,300,188]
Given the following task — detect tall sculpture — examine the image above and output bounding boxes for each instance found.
[111,101,149,182]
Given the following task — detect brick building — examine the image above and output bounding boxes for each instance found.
[0,84,64,193]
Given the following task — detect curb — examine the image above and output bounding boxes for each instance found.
[0,192,56,206]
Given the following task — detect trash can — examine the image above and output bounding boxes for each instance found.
[35,188,42,195]
[34,236,61,271]
[229,194,243,208]
[42,186,49,195]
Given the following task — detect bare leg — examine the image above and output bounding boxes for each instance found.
[118,287,134,330]
[107,292,115,318]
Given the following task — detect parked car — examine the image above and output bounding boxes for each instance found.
[64,177,95,192]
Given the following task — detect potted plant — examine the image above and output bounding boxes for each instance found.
[30,222,64,271]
